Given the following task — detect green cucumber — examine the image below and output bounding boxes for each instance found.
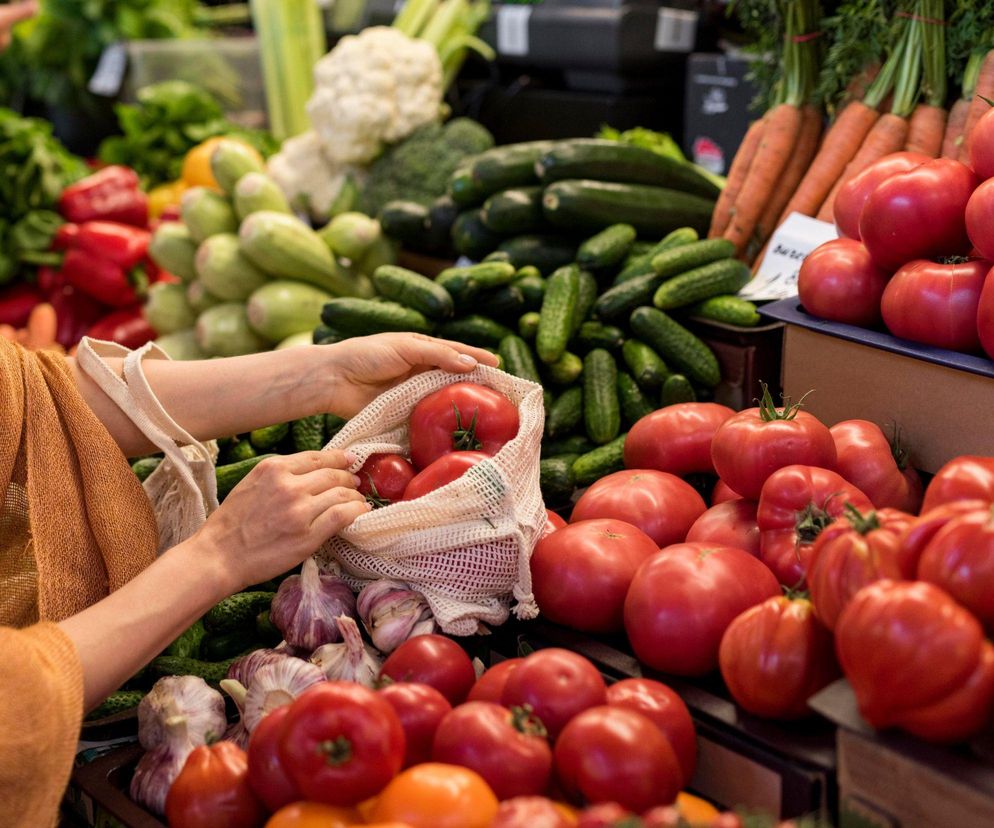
[661,374,697,406]
[425,196,460,252]
[256,609,281,644]
[151,656,236,685]
[436,315,514,348]
[542,435,595,458]
[498,235,578,275]
[499,335,542,384]
[630,307,721,388]
[216,454,275,500]
[572,435,627,487]
[86,690,145,721]
[583,349,621,444]
[546,351,583,386]
[546,386,583,439]
[615,227,700,284]
[650,238,736,278]
[484,251,513,263]
[543,180,715,238]
[292,415,326,452]
[480,284,526,320]
[536,265,580,364]
[226,438,257,462]
[617,372,655,426]
[201,629,258,661]
[438,262,517,291]
[373,265,454,320]
[249,423,288,451]
[166,620,206,659]
[594,269,667,321]
[540,455,578,506]
[325,414,347,439]
[536,140,721,198]
[518,311,541,340]
[514,273,545,310]
[572,269,599,335]
[653,259,750,310]
[312,325,344,345]
[689,295,761,327]
[575,321,625,352]
[204,591,276,633]
[622,339,670,390]
[577,223,637,270]
[452,210,505,259]
[321,298,433,336]
[481,186,546,234]
[455,141,555,205]
[379,200,429,246]
[131,456,161,482]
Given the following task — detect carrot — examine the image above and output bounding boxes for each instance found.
[25,303,57,350]
[904,104,946,157]
[723,103,802,256]
[960,50,994,163]
[750,105,823,260]
[778,101,879,222]
[0,324,15,342]
[816,113,909,222]
[709,119,764,238]
[942,98,971,158]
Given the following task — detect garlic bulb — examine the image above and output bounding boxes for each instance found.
[226,647,293,687]
[130,714,194,815]
[310,615,382,687]
[271,557,357,651]
[220,679,250,750]
[357,579,437,653]
[137,676,226,751]
[243,657,324,732]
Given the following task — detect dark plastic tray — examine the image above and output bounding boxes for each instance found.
[70,743,166,828]
[761,297,994,380]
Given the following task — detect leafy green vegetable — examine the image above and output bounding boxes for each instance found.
[947,0,994,97]
[596,126,685,162]
[98,81,278,188]
[815,2,893,117]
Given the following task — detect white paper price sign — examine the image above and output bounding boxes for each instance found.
[89,42,127,97]
[497,6,531,57]
[741,212,839,301]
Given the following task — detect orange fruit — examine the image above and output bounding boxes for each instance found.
[370,763,499,828]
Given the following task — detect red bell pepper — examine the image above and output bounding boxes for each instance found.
[52,223,80,251]
[0,283,44,327]
[74,222,151,270]
[48,285,106,348]
[59,166,148,228]
[61,248,142,308]
[86,307,156,350]
[36,266,65,297]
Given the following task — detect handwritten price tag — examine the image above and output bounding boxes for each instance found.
[741,212,838,301]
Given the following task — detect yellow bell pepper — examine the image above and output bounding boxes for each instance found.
[147,180,188,219]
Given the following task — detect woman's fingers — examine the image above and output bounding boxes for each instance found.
[297,466,361,494]
[403,334,499,372]
[310,498,371,540]
[279,449,356,474]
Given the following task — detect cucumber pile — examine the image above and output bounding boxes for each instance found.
[313,223,760,508]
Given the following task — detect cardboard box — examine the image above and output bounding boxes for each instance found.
[811,680,994,828]
[763,299,994,474]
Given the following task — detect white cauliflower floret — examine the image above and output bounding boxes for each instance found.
[306,27,443,164]
[267,131,364,223]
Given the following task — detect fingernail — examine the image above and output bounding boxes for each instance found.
[458,354,477,366]
[365,501,373,510]
[345,451,358,465]
[352,474,362,487]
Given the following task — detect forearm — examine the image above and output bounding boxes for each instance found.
[70,346,333,457]
[58,539,237,711]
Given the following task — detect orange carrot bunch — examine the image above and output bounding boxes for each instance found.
[0,304,64,353]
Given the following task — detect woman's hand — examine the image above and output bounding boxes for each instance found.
[317,333,499,419]
[193,450,369,594]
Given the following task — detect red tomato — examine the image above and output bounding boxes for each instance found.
[860,158,978,271]
[686,500,760,557]
[710,387,837,501]
[797,238,890,327]
[554,706,682,812]
[922,455,994,511]
[900,499,989,575]
[718,596,838,720]
[712,479,741,505]
[501,648,607,740]
[880,258,987,352]
[833,151,930,240]
[756,465,874,587]
[623,403,735,476]
[835,580,994,742]
[968,106,994,180]
[623,543,780,676]
[378,683,452,768]
[279,682,405,805]
[918,508,994,632]
[570,470,705,548]
[491,797,573,828]
[408,382,519,470]
[829,420,923,513]
[543,509,568,537]
[978,266,994,360]
[468,658,523,703]
[379,634,477,705]
[165,742,265,828]
[246,706,298,813]
[531,519,659,633]
[807,506,915,631]
[605,678,696,785]
[358,454,417,505]
[966,179,994,261]
[401,450,490,500]
[432,701,553,800]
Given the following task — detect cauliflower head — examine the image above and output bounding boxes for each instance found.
[307,27,443,165]
[267,130,364,222]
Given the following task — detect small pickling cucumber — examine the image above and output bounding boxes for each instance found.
[536,265,580,364]
[545,387,583,439]
[572,435,627,487]
[576,223,637,269]
[499,335,542,385]
[583,349,621,445]
[622,339,670,390]
[617,372,655,426]
[630,306,721,388]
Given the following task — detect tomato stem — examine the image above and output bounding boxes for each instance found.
[843,502,879,535]
[509,704,548,739]
[888,423,911,471]
[318,735,353,766]
[363,476,392,509]
[451,403,483,451]
[756,382,813,422]
[794,502,834,543]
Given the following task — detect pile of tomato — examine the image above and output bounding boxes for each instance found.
[799,104,994,358]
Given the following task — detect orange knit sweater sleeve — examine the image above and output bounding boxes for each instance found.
[0,622,84,828]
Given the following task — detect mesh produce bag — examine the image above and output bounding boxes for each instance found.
[316,365,545,636]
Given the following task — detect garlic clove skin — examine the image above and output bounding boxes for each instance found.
[310,615,382,687]
[137,676,226,751]
[226,647,295,687]
[270,557,358,651]
[130,714,194,815]
[220,679,251,751]
[357,579,437,653]
[243,657,324,732]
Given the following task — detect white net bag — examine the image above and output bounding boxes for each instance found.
[315,365,545,636]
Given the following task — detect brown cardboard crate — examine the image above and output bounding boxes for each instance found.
[68,743,165,828]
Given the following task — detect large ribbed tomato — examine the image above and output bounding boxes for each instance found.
[623,403,734,476]
[921,455,994,512]
[685,500,760,557]
[900,499,990,575]
[834,151,929,240]
[830,420,922,513]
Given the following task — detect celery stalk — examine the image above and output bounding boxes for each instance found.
[419,0,469,50]
[393,0,441,38]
